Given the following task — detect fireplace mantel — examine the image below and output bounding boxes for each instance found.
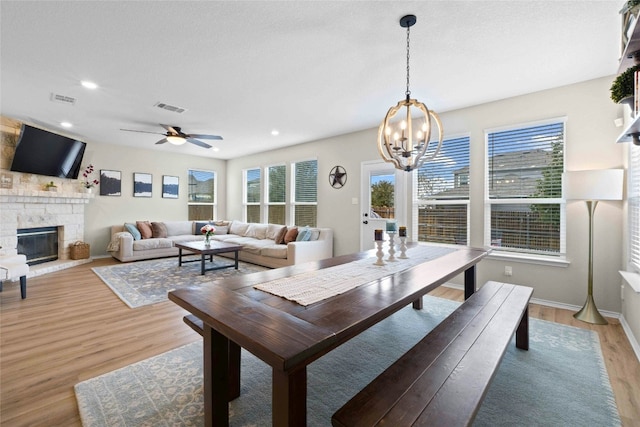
[0,188,94,202]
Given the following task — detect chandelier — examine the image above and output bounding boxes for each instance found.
[377,14,444,172]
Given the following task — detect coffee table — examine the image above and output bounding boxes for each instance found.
[174,241,243,275]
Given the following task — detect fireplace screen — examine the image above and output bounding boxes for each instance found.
[17,227,58,265]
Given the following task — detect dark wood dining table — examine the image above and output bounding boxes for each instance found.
[168,245,490,426]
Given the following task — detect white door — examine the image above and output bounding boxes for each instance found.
[360,161,407,250]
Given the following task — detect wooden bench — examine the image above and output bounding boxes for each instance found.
[332,280,533,427]
[184,313,204,335]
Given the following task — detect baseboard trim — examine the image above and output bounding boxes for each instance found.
[620,315,640,363]
[441,283,620,319]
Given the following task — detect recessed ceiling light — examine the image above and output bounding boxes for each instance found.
[81,80,98,89]
[212,147,220,152]
[271,129,279,136]
[60,122,73,128]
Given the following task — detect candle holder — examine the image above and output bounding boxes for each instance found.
[399,236,408,259]
[374,240,385,266]
[387,232,397,262]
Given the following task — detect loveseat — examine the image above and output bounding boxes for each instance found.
[107,220,333,269]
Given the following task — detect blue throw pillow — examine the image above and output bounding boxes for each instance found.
[194,221,210,235]
[124,223,141,241]
[296,226,311,242]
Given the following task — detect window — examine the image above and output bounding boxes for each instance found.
[292,159,318,227]
[244,168,261,223]
[187,169,216,220]
[267,165,286,224]
[630,144,640,273]
[485,120,565,256]
[414,136,470,245]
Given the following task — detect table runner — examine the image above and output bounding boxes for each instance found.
[254,245,456,306]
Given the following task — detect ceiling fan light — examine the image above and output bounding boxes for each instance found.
[167,136,186,145]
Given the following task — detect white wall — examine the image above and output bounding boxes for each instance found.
[83,142,226,257]
[227,76,626,313]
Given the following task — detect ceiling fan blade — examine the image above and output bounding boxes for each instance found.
[189,134,223,140]
[186,138,212,149]
[155,138,169,145]
[160,124,180,135]
[120,128,164,135]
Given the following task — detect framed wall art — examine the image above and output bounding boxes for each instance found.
[133,172,152,197]
[0,172,13,189]
[162,175,179,199]
[100,170,122,196]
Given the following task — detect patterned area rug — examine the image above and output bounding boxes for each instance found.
[75,296,621,426]
[92,257,268,308]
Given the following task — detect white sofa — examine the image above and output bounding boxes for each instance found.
[108,220,333,269]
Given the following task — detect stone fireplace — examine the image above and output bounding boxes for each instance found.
[0,188,93,276]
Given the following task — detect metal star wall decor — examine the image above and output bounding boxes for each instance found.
[329,165,347,189]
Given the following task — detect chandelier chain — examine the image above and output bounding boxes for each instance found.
[405,24,411,97]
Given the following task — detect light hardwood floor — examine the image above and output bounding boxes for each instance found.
[1,258,639,426]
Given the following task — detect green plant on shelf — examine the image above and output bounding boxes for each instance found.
[610,64,640,104]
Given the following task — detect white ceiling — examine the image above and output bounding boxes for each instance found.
[0,1,622,160]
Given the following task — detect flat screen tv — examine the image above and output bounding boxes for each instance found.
[10,124,87,179]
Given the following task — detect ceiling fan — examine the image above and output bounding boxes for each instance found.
[120,124,223,148]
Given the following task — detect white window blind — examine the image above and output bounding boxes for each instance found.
[630,144,640,273]
[414,136,470,245]
[267,165,286,224]
[292,159,317,227]
[187,169,216,220]
[244,168,261,223]
[485,121,565,255]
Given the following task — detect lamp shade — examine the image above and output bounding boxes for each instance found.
[563,169,624,201]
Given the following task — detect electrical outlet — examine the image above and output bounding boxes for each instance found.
[621,284,625,301]
[504,266,512,277]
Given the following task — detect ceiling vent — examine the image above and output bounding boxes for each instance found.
[154,102,186,114]
[50,93,76,106]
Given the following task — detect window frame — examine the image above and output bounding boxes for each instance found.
[187,168,217,220]
[265,163,287,225]
[243,167,261,223]
[290,158,318,227]
[484,118,567,258]
[629,142,640,273]
[412,134,471,246]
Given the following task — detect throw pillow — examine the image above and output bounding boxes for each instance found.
[245,224,268,239]
[275,226,288,244]
[136,221,153,239]
[151,222,168,238]
[300,228,312,242]
[296,226,310,241]
[266,224,285,240]
[124,223,141,241]
[194,221,211,235]
[284,226,298,244]
[213,225,228,235]
[229,221,250,236]
[309,229,321,241]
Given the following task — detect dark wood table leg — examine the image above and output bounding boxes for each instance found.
[272,367,307,426]
[178,248,183,267]
[412,297,423,310]
[201,254,206,275]
[204,324,229,427]
[229,341,241,400]
[234,250,239,269]
[464,265,476,300]
[516,306,529,350]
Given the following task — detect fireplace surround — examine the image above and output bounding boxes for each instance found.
[0,187,93,275]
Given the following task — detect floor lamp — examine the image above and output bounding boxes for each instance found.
[563,169,624,325]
